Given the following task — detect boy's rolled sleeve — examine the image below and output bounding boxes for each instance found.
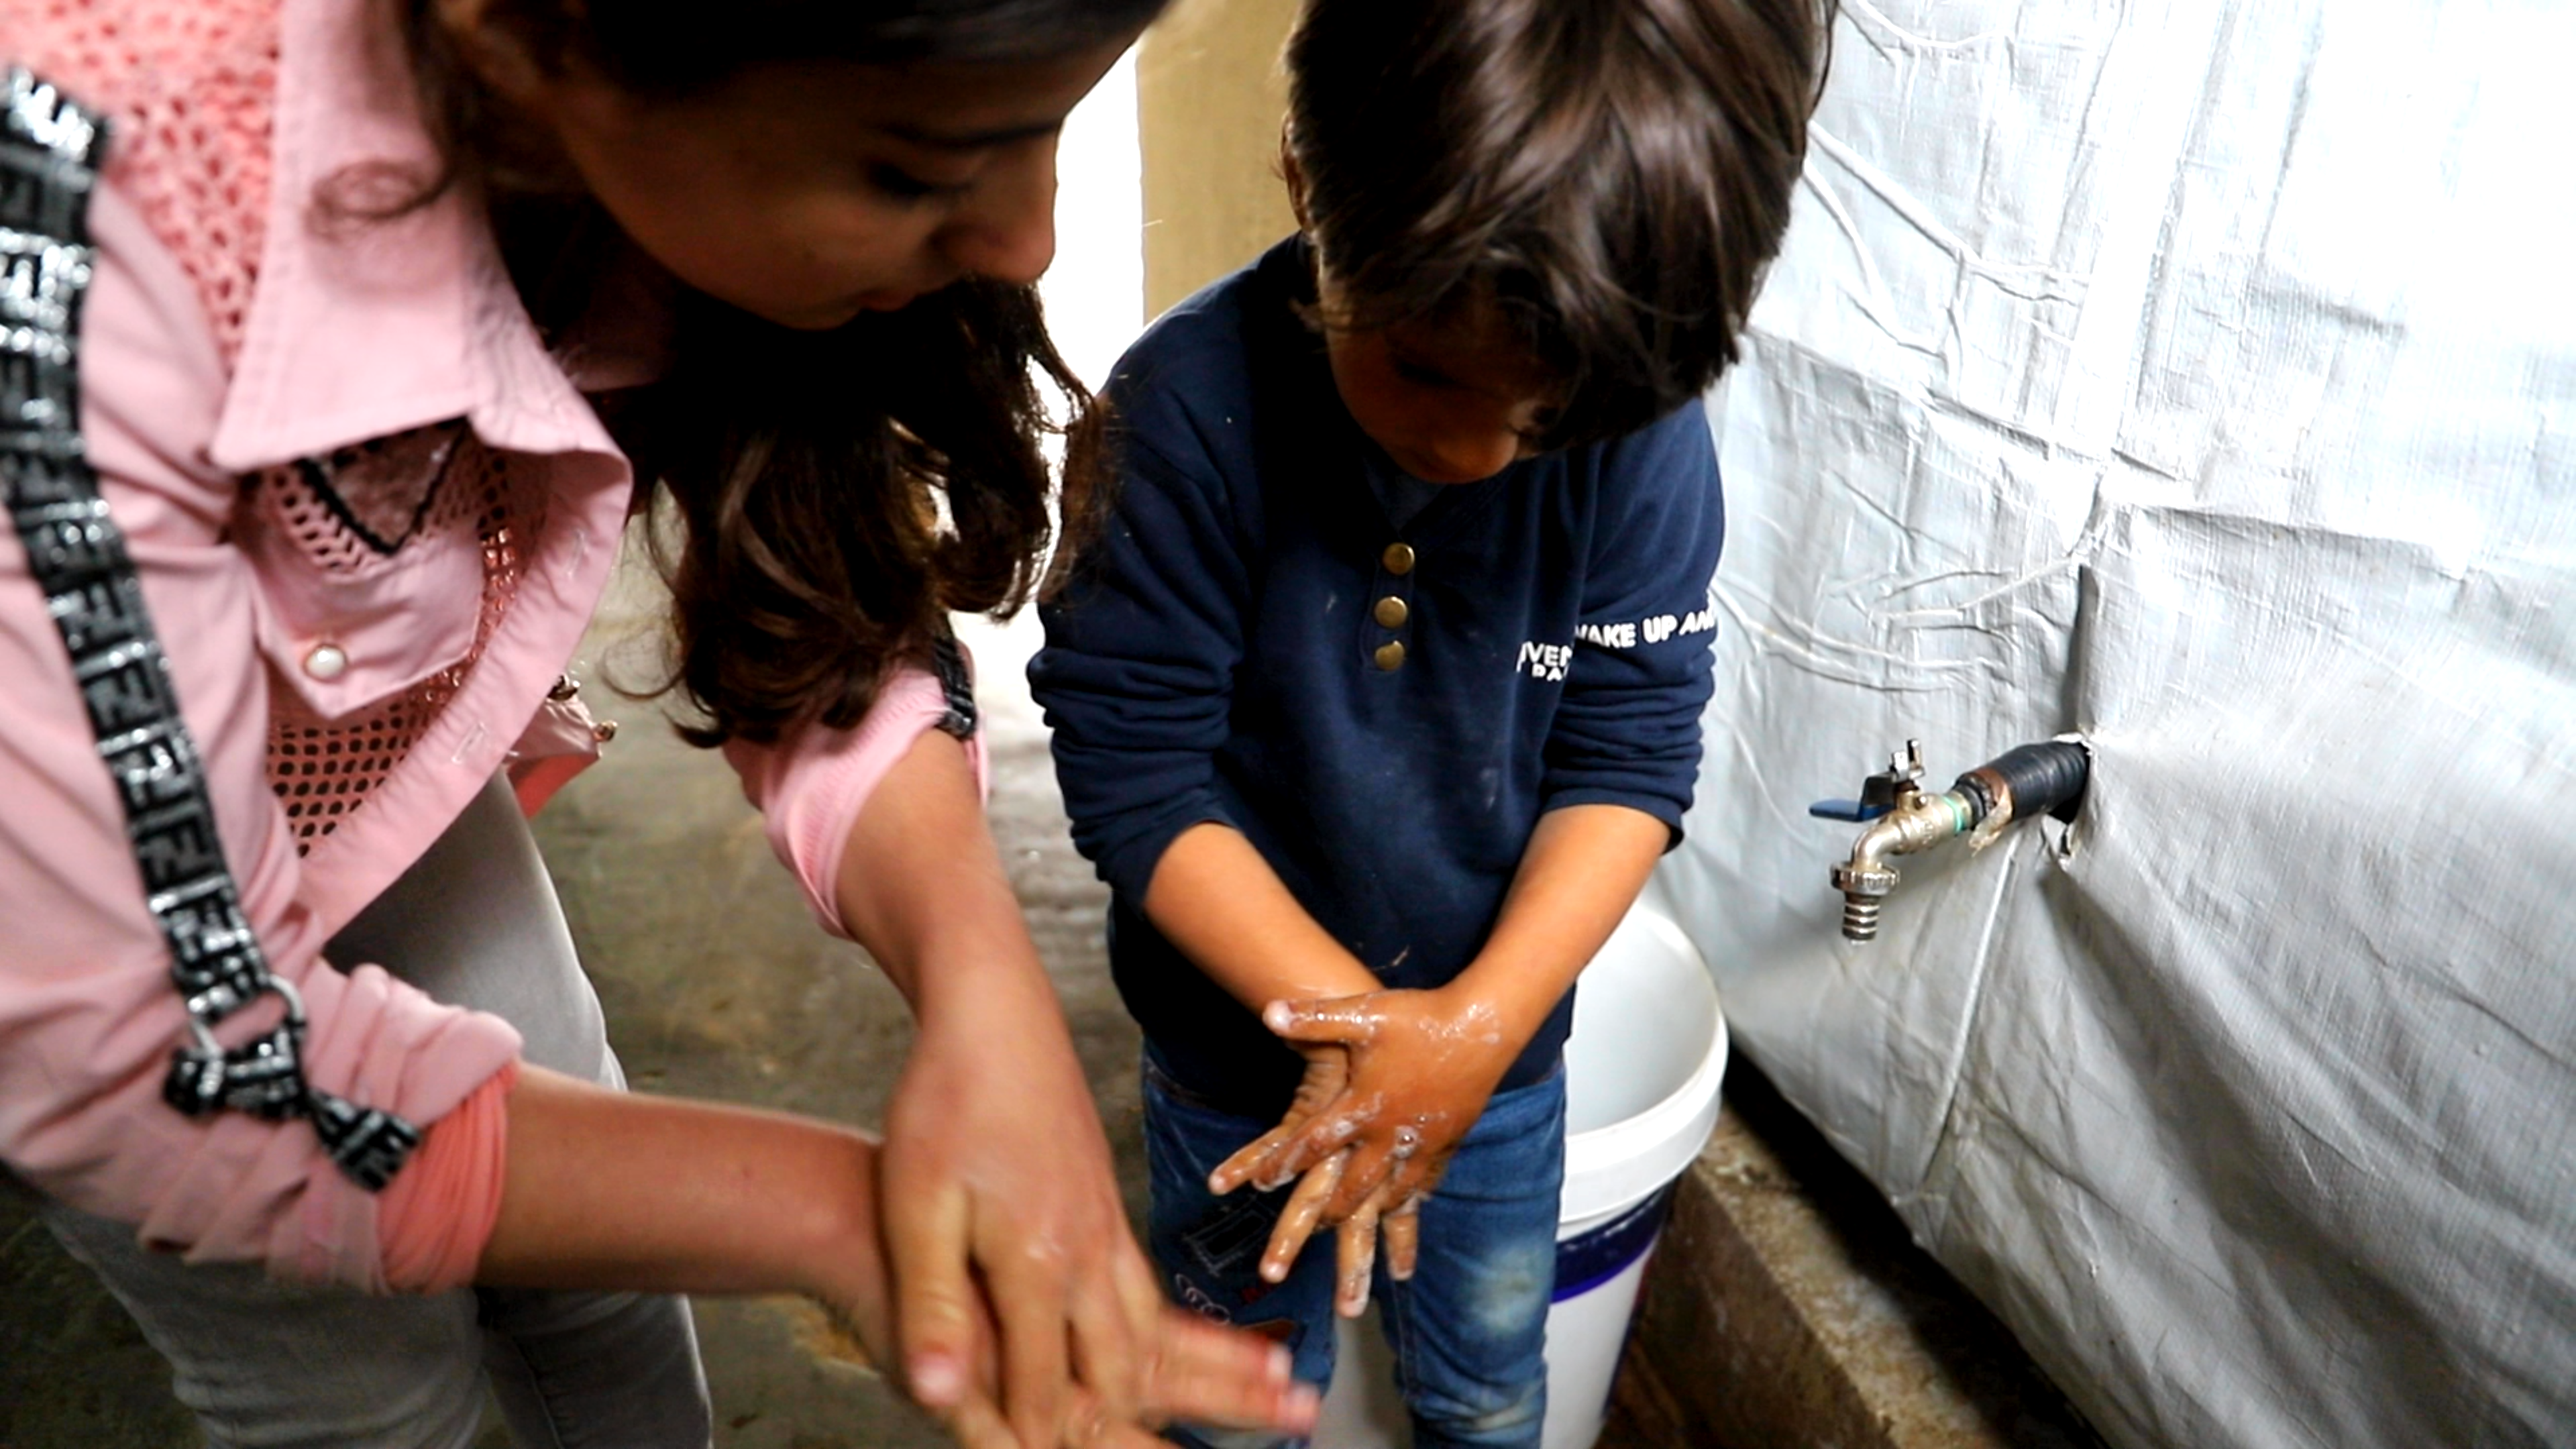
[1032,438,1252,905]
[1542,404,1727,841]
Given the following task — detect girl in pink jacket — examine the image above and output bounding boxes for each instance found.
[0,2,1313,1447]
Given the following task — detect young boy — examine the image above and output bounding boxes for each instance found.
[1033,1,1823,1443]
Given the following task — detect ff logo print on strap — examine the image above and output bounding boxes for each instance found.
[0,68,419,1191]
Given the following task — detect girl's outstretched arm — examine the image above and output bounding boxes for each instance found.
[830,728,1316,1449]
[478,1067,1314,1449]
[477,1067,887,1311]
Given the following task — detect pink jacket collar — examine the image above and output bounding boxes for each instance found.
[208,0,625,474]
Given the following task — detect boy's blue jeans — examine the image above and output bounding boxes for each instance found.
[1143,1052,1566,1449]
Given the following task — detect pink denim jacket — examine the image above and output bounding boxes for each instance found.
[0,0,977,1289]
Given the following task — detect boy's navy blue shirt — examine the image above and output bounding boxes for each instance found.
[1032,239,1724,1118]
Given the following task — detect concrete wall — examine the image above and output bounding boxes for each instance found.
[1038,51,1144,391]
[1135,0,1301,318]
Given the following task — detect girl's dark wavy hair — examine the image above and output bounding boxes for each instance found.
[1287,0,1831,452]
[373,0,1163,747]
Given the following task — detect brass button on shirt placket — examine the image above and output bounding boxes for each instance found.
[1373,542,1417,670]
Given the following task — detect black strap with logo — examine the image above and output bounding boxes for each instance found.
[928,627,978,741]
[1,69,418,1190]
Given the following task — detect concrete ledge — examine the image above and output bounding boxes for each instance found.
[1604,1063,2104,1449]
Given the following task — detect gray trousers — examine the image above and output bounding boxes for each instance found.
[40,775,714,1449]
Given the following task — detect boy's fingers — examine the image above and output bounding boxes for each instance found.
[1260,998,1383,1045]
[1383,1199,1421,1281]
[1210,1122,1305,1195]
[1218,1115,1331,1195]
[1322,1138,1400,1222]
[885,1183,978,1410]
[1214,1052,1369,1194]
[1382,1148,1440,1216]
[1230,1101,1368,1197]
[1258,1150,1347,1284]
[1269,1108,1370,1187]
[1335,1197,1383,1318]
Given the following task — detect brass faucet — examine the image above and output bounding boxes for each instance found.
[1813,739,2091,943]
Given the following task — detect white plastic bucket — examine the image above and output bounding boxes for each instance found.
[1310,904,1728,1448]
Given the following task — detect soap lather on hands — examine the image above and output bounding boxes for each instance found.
[1202,802,1677,1319]
[1209,985,1526,1317]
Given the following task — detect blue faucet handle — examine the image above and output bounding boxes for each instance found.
[1809,798,1892,822]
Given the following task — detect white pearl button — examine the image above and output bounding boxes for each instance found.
[302,643,349,682]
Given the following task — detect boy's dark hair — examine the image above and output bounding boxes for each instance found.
[1286,0,1829,451]
[376,0,1163,748]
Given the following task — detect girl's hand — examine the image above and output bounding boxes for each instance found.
[825,726,1353,1444]
[824,1285,1318,1449]
[810,1128,1316,1449]
[1208,986,1523,1314]
[834,732,1317,1449]
[1128,1307,1320,1443]
[479,1067,1316,1449]
[877,981,1176,1449]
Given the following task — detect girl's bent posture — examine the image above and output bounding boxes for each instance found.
[0,3,1316,1447]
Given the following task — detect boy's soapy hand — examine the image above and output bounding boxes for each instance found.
[1210,985,1523,1315]
[1209,1040,1352,1195]
[1232,803,1670,1316]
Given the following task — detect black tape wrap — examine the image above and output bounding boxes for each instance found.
[1971,741,2090,824]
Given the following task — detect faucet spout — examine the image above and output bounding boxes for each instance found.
[1830,787,1977,941]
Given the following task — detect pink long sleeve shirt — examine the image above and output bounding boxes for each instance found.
[0,0,977,1290]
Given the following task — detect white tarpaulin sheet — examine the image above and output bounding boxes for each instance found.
[1663,2,2576,1445]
